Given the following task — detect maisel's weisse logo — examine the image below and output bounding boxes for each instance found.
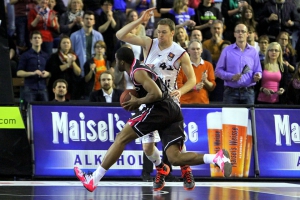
[274,115,300,146]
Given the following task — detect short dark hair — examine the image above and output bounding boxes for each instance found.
[100,0,114,6]
[53,79,68,89]
[157,18,175,32]
[84,10,95,18]
[116,47,134,65]
[30,30,42,39]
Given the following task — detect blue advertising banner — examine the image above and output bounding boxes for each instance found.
[255,108,300,177]
[30,105,254,177]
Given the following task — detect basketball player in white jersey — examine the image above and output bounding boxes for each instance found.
[116,8,197,191]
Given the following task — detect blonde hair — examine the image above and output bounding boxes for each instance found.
[174,27,189,43]
[68,0,83,11]
[173,0,188,14]
[264,42,284,72]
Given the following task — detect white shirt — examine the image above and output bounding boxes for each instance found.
[102,89,113,103]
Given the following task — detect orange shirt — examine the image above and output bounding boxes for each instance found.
[177,59,216,104]
[93,58,107,91]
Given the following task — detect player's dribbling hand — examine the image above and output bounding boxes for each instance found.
[122,93,140,111]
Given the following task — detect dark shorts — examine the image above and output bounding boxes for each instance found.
[128,98,185,151]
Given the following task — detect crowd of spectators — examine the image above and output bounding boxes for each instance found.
[4,0,300,105]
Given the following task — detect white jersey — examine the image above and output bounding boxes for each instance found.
[144,38,186,91]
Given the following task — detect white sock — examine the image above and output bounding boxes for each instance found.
[181,144,187,153]
[203,154,215,164]
[146,146,161,166]
[93,165,107,185]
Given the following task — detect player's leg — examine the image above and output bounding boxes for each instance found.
[141,132,170,191]
[165,144,232,178]
[74,123,138,192]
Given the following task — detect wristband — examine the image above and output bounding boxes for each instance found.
[193,86,197,90]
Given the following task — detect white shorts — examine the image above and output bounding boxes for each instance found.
[141,130,161,143]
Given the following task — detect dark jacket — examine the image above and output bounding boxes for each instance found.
[259,0,300,38]
[89,89,123,102]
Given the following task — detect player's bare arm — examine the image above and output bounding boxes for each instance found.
[175,53,196,97]
[116,8,155,49]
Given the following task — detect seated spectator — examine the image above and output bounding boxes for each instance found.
[202,20,224,66]
[194,0,223,41]
[190,29,212,63]
[256,42,289,104]
[27,0,59,56]
[177,39,216,104]
[259,0,300,42]
[89,70,123,102]
[286,64,300,105]
[52,79,69,102]
[46,35,81,100]
[84,40,112,99]
[59,0,84,37]
[135,0,155,15]
[258,35,270,63]
[247,26,260,52]
[174,27,189,50]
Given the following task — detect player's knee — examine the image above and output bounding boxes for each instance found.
[115,131,135,145]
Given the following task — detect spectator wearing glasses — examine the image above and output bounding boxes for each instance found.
[258,35,270,63]
[215,23,262,104]
[256,42,289,104]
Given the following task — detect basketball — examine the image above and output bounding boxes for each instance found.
[120,89,139,110]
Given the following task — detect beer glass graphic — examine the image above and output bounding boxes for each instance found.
[222,108,248,177]
[207,112,223,177]
[243,119,253,177]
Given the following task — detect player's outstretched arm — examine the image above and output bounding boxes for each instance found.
[116,8,155,48]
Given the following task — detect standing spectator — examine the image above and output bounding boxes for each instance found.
[259,0,300,42]
[48,0,61,52]
[276,31,296,78]
[258,35,270,63]
[215,23,262,104]
[8,36,18,77]
[190,29,212,63]
[286,64,300,104]
[202,20,224,66]
[28,0,59,56]
[5,1,15,37]
[84,40,111,99]
[194,0,223,41]
[70,11,104,77]
[256,42,288,104]
[17,31,50,104]
[52,79,69,102]
[126,9,146,37]
[10,0,37,54]
[46,35,81,100]
[156,0,173,19]
[82,0,101,12]
[177,39,216,104]
[169,0,196,31]
[59,0,84,36]
[95,0,121,64]
[89,70,123,102]
[113,0,127,28]
[221,0,250,43]
[247,26,260,52]
[174,27,189,50]
[52,0,67,17]
[238,5,258,33]
[135,0,156,15]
